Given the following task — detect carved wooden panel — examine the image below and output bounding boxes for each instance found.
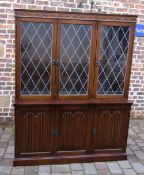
[57,107,92,151]
[93,105,129,150]
[15,108,55,155]
[15,10,137,23]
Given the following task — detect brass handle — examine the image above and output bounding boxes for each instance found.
[50,129,60,136]
[55,130,60,136]
[56,61,60,65]
[52,60,57,65]
[52,60,60,65]
[96,60,99,66]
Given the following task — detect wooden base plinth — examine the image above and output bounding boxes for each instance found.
[13,153,127,166]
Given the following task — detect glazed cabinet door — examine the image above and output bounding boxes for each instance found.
[56,105,93,153]
[94,22,135,99]
[56,20,96,99]
[16,19,57,100]
[92,105,131,150]
[15,106,57,157]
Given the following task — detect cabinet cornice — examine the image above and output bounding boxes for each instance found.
[14,9,137,23]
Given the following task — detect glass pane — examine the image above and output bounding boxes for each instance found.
[97,26,130,95]
[20,22,53,95]
[59,24,92,95]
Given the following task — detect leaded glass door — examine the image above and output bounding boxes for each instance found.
[56,20,95,98]
[95,22,133,99]
[16,19,57,99]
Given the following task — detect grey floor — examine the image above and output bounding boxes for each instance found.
[0,119,144,175]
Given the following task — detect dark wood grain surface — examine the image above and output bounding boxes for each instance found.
[14,10,136,166]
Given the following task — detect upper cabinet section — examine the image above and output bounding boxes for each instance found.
[15,10,137,101]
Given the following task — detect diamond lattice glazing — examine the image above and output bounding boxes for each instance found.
[97,26,130,95]
[20,22,53,95]
[59,24,92,95]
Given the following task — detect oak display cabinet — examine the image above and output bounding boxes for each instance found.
[14,9,137,166]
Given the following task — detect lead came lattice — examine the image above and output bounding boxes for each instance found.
[59,24,92,95]
[97,26,130,95]
[20,22,53,95]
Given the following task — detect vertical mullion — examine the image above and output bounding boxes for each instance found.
[94,23,102,98]
[54,20,61,99]
[51,20,58,99]
[88,22,97,98]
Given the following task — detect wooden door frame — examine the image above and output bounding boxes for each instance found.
[15,17,58,101]
[56,20,96,100]
[93,21,136,100]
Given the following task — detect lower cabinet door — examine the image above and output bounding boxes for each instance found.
[15,106,56,157]
[56,105,93,153]
[92,105,130,150]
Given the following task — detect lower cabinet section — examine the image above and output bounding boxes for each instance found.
[14,102,131,166]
